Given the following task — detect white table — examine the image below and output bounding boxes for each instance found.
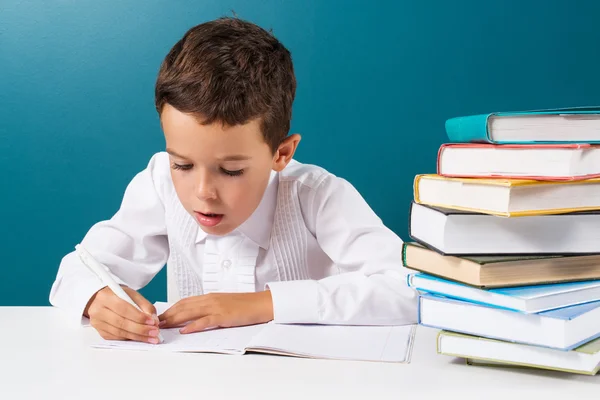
[1,307,598,399]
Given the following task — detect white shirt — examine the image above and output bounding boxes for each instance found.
[49,152,418,326]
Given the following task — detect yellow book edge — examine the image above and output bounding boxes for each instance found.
[413,199,600,217]
[414,174,600,187]
[435,331,600,376]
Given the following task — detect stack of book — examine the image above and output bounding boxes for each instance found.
[404,107,600,375]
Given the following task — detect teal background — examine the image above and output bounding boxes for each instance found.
[2,1,600,306]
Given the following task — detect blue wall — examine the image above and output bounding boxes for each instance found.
[2,1,600,306]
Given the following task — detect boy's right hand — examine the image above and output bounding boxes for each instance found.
[84,286,161,344]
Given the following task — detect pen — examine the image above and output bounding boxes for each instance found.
[74,244,164,343]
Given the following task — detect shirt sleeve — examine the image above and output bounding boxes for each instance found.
[49,153,170,325]
[267,173,418,326]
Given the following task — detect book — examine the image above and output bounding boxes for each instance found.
[402,242,600,288]
[409,272,600,313]
[408,202,600,255]
[437,331,600,375]
[437,143,600,181]
[419,294,600,350]
[445,107,600,144]
[91,303,416,363]
[413,174,600,217]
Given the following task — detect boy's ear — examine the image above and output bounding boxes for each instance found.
[272,134,301,172]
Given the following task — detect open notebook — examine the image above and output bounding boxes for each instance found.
[91,302,416,363]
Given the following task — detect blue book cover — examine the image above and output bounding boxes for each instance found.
[540,299,600,320]
[408,272,600,313]
[445,106,600,144]
[421,292,600,321]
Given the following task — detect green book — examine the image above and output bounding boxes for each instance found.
[437,330,600,375]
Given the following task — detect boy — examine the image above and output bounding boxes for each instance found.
[49,17,417,343]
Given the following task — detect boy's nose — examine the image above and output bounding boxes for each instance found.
[195,181,217,200]
[195,172,217,200]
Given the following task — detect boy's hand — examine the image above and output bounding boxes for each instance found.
[158,291,274,334]
[84,286,161,344]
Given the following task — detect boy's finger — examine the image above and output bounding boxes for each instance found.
[158,299,200,321]
[157,300,186,320]
[96,328,121,341]
[101,308,159,338]
[180,315,220,334]
[105,294,156,326]
[124,287,157,316]
[159,306,209,328]
[94,320,160,344]
[157,301,182,322]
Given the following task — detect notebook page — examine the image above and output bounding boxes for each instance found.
[246,323,417,363]
[91,324,266,354]
[90,302,266,354]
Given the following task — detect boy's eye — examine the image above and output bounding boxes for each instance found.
[221,168,244,177]
[172,163,193,171]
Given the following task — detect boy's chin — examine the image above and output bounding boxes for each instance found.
[197,222,235,236]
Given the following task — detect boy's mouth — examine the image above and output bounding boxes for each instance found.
[194,211,224,227]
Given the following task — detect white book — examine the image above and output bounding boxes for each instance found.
[409,202,600,255]
[91,303,416,363]
[413,174,600,217]
[437,331,600,375]
[488,114,600,142]
[419,294,600,350]
[438,144,600,180]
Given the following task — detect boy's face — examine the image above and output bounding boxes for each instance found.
[161,104,298,236]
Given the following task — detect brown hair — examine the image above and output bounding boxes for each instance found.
[155,17,296,153]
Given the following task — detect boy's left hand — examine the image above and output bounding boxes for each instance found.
[158,291,274,334]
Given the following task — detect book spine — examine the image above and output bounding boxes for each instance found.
[445,114,492,143]
[401,242,408,267]
[413,175,423,203]
[435,330,444,354]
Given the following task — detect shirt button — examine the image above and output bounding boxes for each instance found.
[221,259,232,269]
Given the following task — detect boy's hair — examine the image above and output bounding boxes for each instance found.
[155,17,296,153]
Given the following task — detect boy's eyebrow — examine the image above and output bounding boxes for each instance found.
[166,148,190,159]
[166,149,252,162]
[218,155,252,161]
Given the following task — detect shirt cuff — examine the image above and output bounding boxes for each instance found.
[49,272,108,327]
[266,280,321,324]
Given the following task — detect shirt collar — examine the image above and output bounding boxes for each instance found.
[195,170,279,249]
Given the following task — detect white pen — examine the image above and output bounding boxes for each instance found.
[74,244,164,343]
